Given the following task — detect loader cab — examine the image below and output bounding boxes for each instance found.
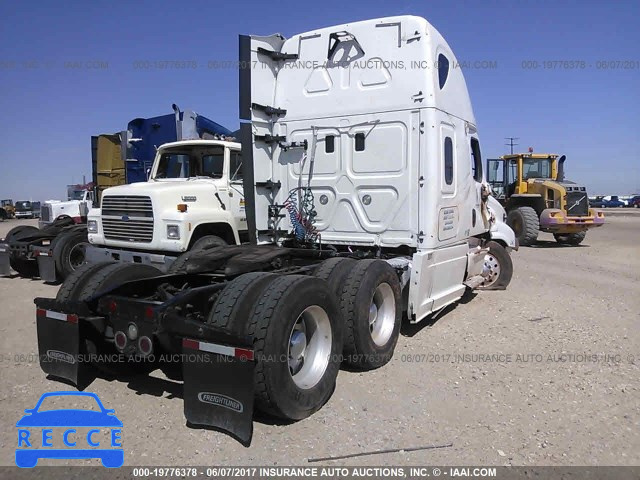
[487,154,558,200]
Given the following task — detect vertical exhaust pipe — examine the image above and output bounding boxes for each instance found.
[557,155,566,182]
[172,103,182,141]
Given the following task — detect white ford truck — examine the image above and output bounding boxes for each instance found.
[85,139,247,270]
[35,15,515,445]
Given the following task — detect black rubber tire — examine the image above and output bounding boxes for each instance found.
[191,235,228,250]
[5,225,39,242]
[339,259,402,370]
[0,209,6,221]
[247,275,343,420]
[507,206,539,246]
[56,262,115,302]
[168,235,227,274]
[6,225,40,277]
[52,228,89,280]
[77,263,162,301]
[477,241,513,290]
[207,272,278,334]
[313,257,357,296]
[554,231,587,245]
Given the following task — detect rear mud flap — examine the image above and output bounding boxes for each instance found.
[0,243,10,276]
[182,338,255,446]
[36,309,93,388]
[36,254,57,282]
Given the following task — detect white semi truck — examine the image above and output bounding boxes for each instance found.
[34,16,516,445]
[85,138,247,271]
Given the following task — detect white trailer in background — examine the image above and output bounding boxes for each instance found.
[34,16,515,446]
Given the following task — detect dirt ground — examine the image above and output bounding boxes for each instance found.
[0,216,638,467]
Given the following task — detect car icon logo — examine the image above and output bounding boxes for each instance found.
[121,215,130,222]
[16,391,123,468]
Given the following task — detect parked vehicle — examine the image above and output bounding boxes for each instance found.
[34,16,516,445]
[85,138,246,270]
[14,201,34,219]
[602,196,626,208]
[628,195,640,208]
[1,107,231,282]
[31,202,41,219]
[39,187,95,228]
[487,153,604,245]
[1,199,15,220]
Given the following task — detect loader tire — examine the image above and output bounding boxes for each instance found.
[313,257,357,296]
[477,241,513,290]
[554,231,586,245]
[56,261,115,302]
[53,228,89,280]
[507,206,539,246]
[77,263,162,301]
[6,225,40,277]
[207,272,278,333]
[339,259,402,370]
[247,275,343,420]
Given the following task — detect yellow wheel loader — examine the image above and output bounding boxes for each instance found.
[1,199,16,220]
[486,153,604,246]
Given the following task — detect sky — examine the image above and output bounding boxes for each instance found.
[0,0,638,201]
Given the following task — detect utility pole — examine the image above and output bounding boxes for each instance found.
[505,137,519,154]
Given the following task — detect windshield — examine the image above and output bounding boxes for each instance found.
[69,190,86,200]
[522,158,552,180]
[155,146,225,179]
[15,201,32,210]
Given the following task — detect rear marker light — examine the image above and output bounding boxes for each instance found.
[138,336,153,355]
[114,331,127,350]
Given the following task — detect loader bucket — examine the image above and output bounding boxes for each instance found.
[182,338,255,446]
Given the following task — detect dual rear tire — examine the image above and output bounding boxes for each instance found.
[209,258,402,421]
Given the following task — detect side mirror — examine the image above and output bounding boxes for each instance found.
[146,168,152,180]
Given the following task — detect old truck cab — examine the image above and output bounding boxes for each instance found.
[86,139,247,269]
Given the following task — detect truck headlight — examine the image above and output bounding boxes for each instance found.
[87,220,98,233]
[167,224,180,239]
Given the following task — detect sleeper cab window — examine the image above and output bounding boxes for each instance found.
[438,53,449,89]
[355,133,365,152]
[444,136,453,185]
[325,135,335,153]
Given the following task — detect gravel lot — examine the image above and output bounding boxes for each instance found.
[0,216,638,467]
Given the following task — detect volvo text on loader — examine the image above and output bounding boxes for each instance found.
[34,16,516,445]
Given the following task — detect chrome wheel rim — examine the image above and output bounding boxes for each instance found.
[481,253,501,287]
[288,305,332,389]
[369,283,395,346]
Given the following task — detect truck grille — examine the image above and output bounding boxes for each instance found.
[41,204,51,222]
[101,195,154,243]
[565,191,589,217]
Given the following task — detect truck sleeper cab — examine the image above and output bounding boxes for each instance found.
[34,16,515,445]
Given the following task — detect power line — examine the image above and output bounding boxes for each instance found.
[505,137,519,154]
